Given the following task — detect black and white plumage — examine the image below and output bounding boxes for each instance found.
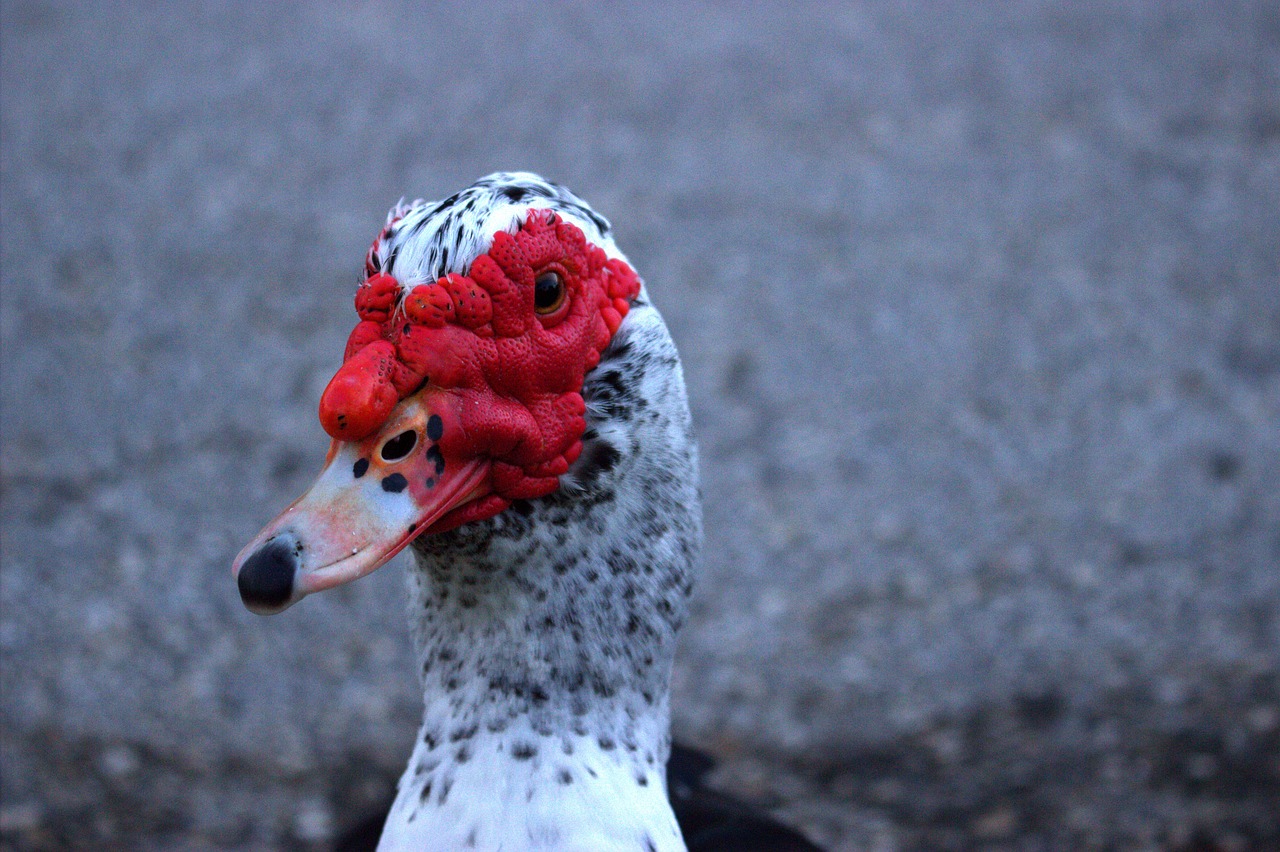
[388,284,699,849]
[368,173,616,286]
[233,173,819,851]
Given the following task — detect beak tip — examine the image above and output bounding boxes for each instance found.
[236,536,299,614]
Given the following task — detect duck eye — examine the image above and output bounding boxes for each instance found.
[380,430,418,462]
[534,271,566,315]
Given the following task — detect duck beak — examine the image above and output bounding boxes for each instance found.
[232,387,491,614]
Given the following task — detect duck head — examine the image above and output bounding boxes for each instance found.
[233,181,640,614]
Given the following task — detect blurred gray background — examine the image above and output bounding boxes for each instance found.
[2,1,1278,849]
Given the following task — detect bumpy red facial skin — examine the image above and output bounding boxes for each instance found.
[319,210,641,525]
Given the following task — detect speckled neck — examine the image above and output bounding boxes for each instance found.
[381,301,702,851]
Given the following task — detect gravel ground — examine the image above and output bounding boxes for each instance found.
[2,2,1278,849]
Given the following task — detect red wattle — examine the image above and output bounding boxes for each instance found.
[327,209,643,505]
[319,340,399,440]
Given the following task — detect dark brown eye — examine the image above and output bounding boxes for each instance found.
[380,429,418,462]
[534,271,566,315]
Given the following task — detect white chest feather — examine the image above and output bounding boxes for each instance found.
[380,725,684,852]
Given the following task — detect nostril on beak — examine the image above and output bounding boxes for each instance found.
[237,537,298,612]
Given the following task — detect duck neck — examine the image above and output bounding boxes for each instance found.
[406,509,685,766]
[381,496,696,850]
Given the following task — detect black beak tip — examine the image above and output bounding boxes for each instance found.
[237,537,298,613]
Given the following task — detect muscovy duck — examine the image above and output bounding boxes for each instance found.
[232,173,820,851]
